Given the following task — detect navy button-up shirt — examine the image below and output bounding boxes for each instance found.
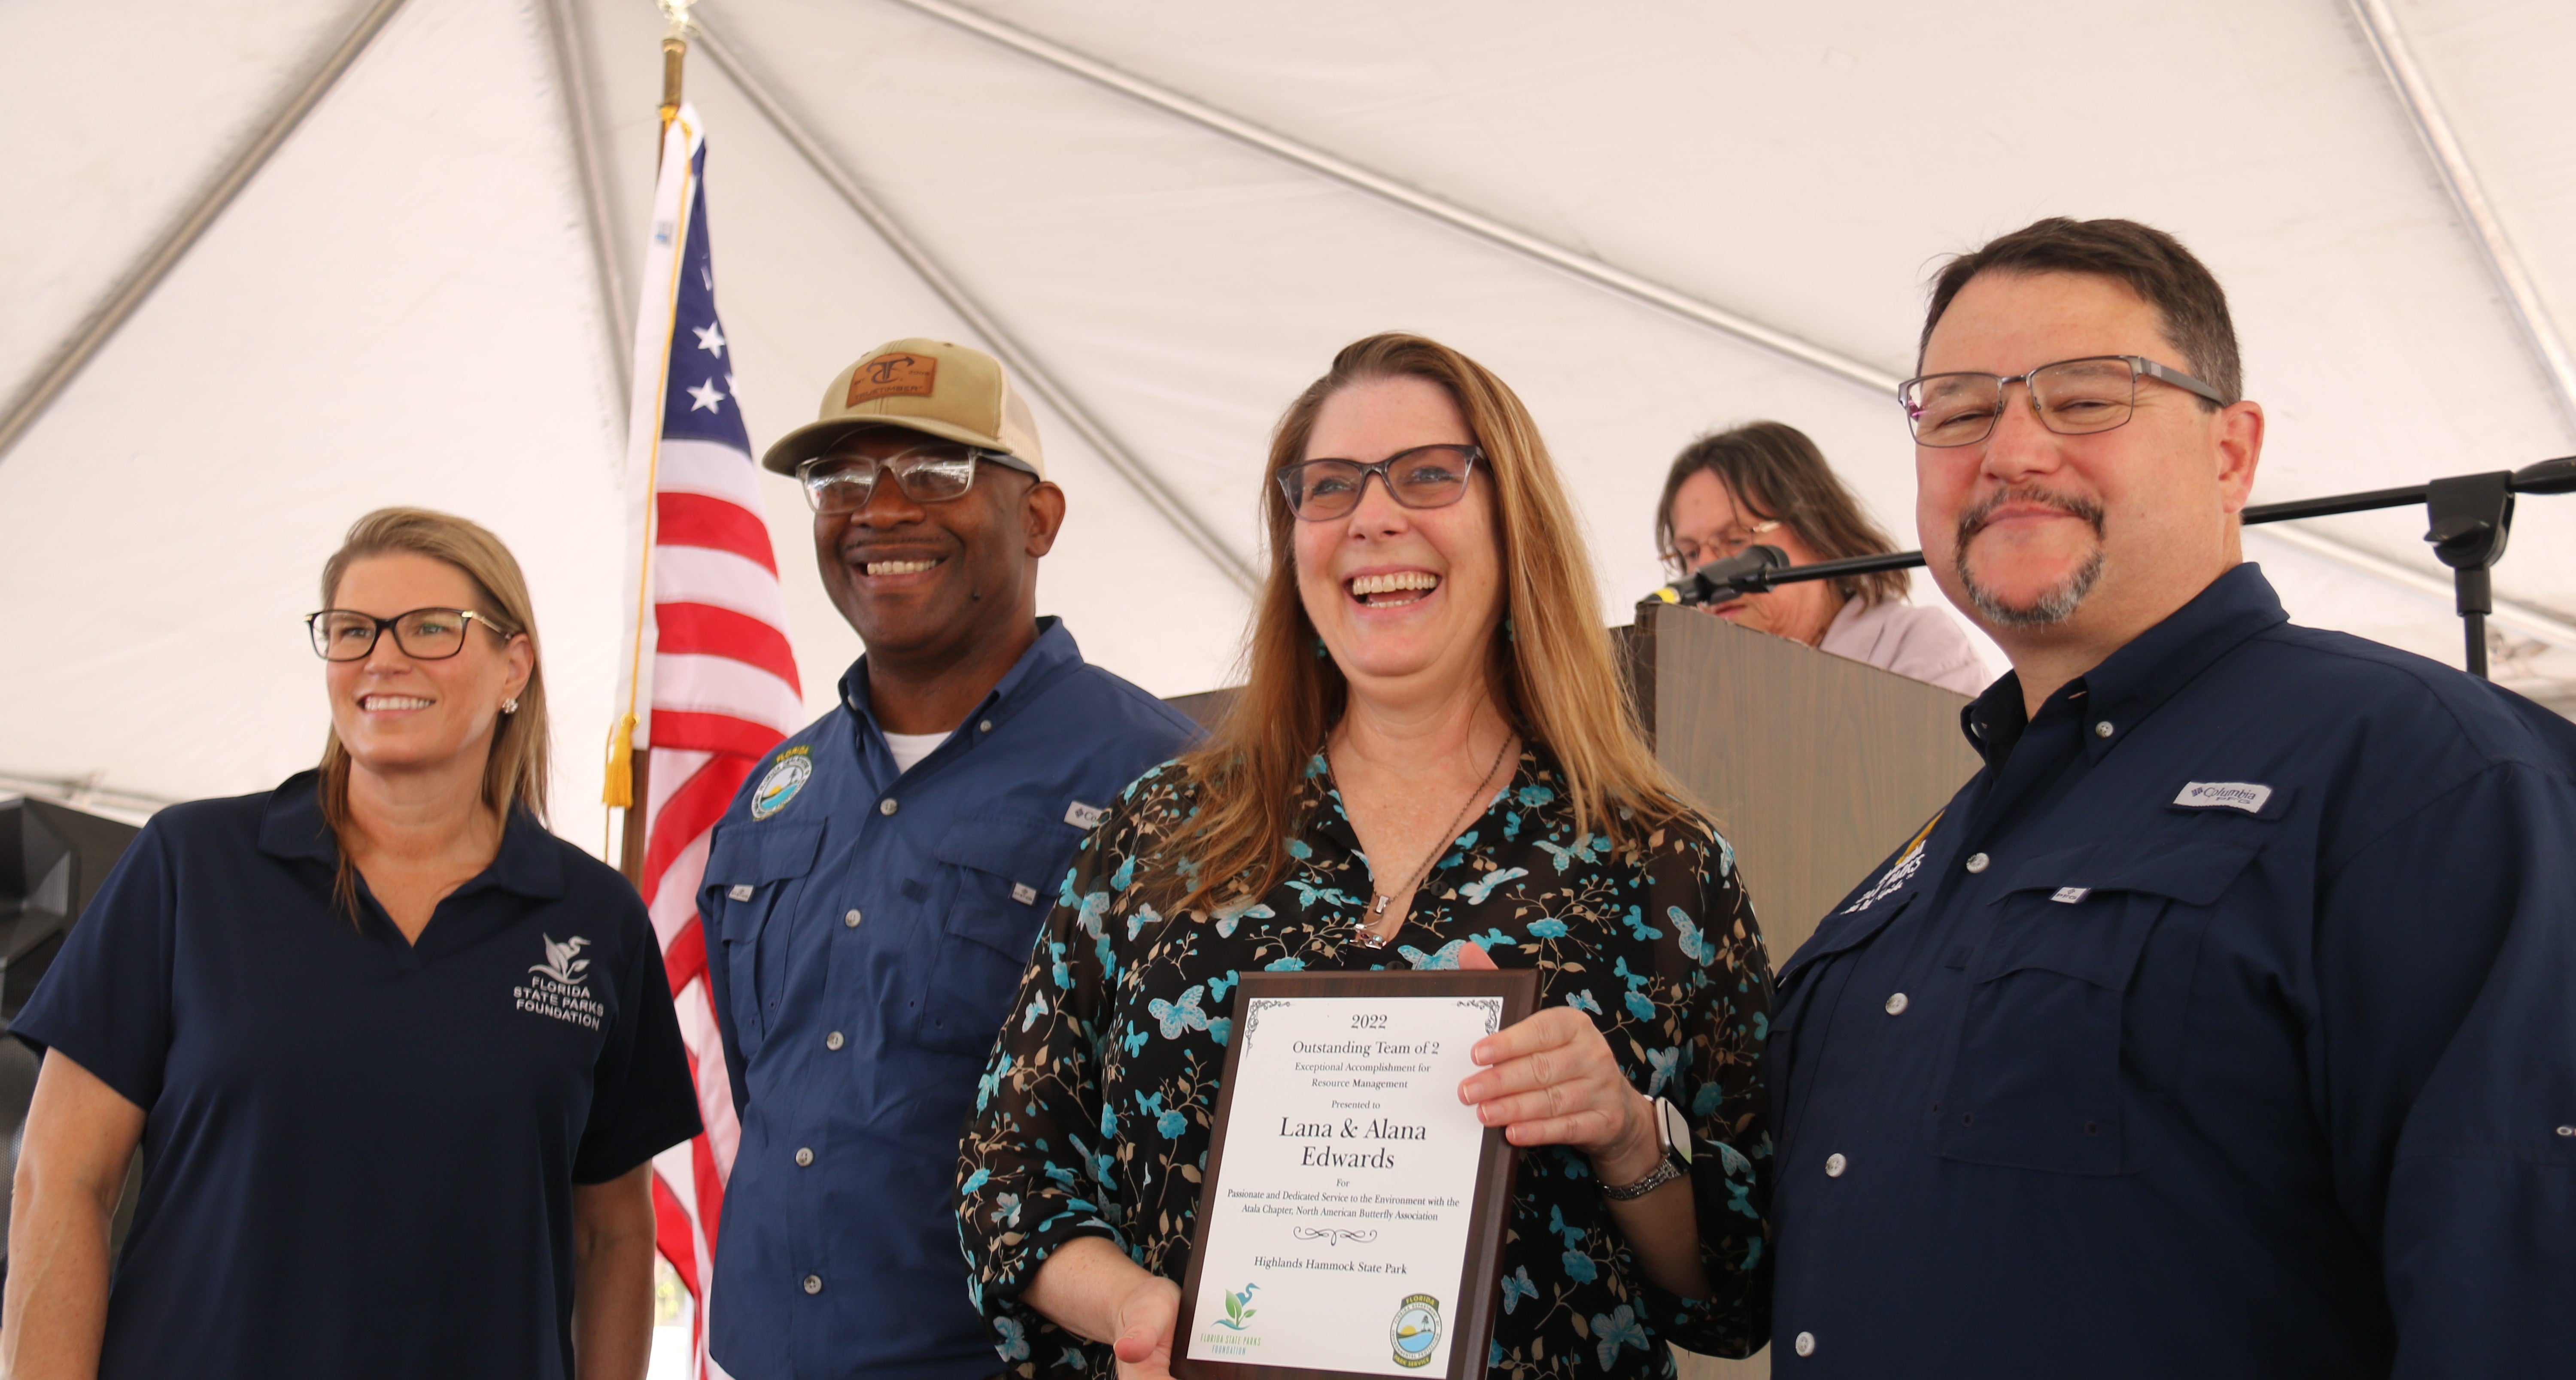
[701,619,1199,1380]
[1771,564,2576,1377]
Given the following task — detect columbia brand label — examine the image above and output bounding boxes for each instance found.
[846,352,936,406]
[752,748,813,820]
[1011,882,1039,905]
[2051,887,2091,904]
[514,935,604,1029]
[1064,801,1106,830]
[2173,781,2272,813]
[727,884,755,902]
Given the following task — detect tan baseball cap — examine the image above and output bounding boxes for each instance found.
[759,338,1046,479]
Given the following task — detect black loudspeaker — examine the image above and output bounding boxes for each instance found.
[0,797,140,1020]
[0,795,144,1279]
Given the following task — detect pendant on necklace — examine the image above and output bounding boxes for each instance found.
[1353,928,1389,950]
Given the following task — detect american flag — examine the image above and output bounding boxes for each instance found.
[608,104,799,1374]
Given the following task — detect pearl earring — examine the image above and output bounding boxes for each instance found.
[502,697,520,714]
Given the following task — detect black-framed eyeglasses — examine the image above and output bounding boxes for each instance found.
[307,607,505,661]
[796,436,1024,515]
[1899,355,2230,448]
[1276,444,1482,522]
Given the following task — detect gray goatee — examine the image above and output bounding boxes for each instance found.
[1954,487,2107,628]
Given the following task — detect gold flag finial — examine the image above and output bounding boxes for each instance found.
[657,0,695,133]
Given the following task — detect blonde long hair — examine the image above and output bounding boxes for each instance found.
[317,508,550,916]
[1166,333,1689,916]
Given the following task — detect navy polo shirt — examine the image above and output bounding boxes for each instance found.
[701,618,1199,1380]
[1770,564,2576,1376]
[9,772,703,1380]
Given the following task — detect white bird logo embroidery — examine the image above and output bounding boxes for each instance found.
[531,934,592,984]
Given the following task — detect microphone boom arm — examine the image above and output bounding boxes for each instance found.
[1643,455,2576,679]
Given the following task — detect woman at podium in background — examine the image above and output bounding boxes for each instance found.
[2,509,702,1380]
[1657,421,1989,695]
[958,334,1771,1377]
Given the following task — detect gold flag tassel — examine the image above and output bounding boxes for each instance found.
[603,711,639,810]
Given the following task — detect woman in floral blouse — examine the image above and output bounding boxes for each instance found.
[957,334,1771,1378]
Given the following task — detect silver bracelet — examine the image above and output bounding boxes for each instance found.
[1601,1157,1685,1201]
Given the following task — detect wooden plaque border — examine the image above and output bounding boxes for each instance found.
[1173,968,1541,1380]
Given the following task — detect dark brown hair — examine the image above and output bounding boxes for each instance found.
[1918,216,2242,405]
[317,508,548,919]
[1654,421,1910,604]
[1164,333,1692,917]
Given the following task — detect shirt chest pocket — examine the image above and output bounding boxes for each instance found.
[1935,837,2258,1175]
[911,814,1075,1057]
[1773,892,1917,1121]
[702,822,824,1062]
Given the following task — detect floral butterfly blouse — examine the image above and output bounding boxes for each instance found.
[955,746,1773,1377]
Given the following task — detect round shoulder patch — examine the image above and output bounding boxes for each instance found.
[750,753,813,821]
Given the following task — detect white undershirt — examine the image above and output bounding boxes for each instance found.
[881,729,951,774]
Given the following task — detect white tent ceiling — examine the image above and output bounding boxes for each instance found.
[6,0,2574,854]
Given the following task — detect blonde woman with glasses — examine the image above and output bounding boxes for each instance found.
[3,509,701,1380]
[957,335,1771,1378]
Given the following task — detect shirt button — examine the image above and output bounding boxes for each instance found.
[844,909,863,928]
[802,1274,822,1295]
[1965,852,1990,873]
[795,1147,814,1167]
[1794,1331,1816,1357]
[980,719,994,733]
[1824,1153,1847,1178]
[879,798,899,816]
[2094,720,2114,738]
[1884,992,1909,1016]
[2558,1125,2575,1137]
[825,1031,844,1050]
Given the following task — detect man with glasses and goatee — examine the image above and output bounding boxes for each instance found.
[1766,218,2576,1377]
[696,339,1197,1380]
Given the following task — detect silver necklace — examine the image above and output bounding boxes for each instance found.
[1353,734,1516,947]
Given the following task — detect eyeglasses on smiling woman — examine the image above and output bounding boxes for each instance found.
[1275,443,1482,522]
[1899,354,2229,448]
[306,607,506,661]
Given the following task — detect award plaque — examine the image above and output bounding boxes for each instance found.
[1173,968,1541,1380]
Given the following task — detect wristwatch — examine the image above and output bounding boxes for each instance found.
[1602,1096,1692,1201]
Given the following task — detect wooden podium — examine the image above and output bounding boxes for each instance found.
[1625,602,1982,1378]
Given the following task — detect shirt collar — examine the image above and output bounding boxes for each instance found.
[835,616,1084,741]
[1959,563,2289,767]
[256,769,566,900]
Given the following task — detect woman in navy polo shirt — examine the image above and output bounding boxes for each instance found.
[2,509,702,1380]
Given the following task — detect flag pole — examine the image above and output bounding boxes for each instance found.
[657,0,690,147]
[611,0,696,883]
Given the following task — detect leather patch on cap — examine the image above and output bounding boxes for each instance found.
[846,352,936,406]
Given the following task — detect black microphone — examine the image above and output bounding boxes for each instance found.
[1644,545,1789,608]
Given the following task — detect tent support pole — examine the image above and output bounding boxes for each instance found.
[0,0,414,467]
[539,0,635,406]
[690,14,1261,594]
[886,0,1902,397]
[2346,0,2576,436]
